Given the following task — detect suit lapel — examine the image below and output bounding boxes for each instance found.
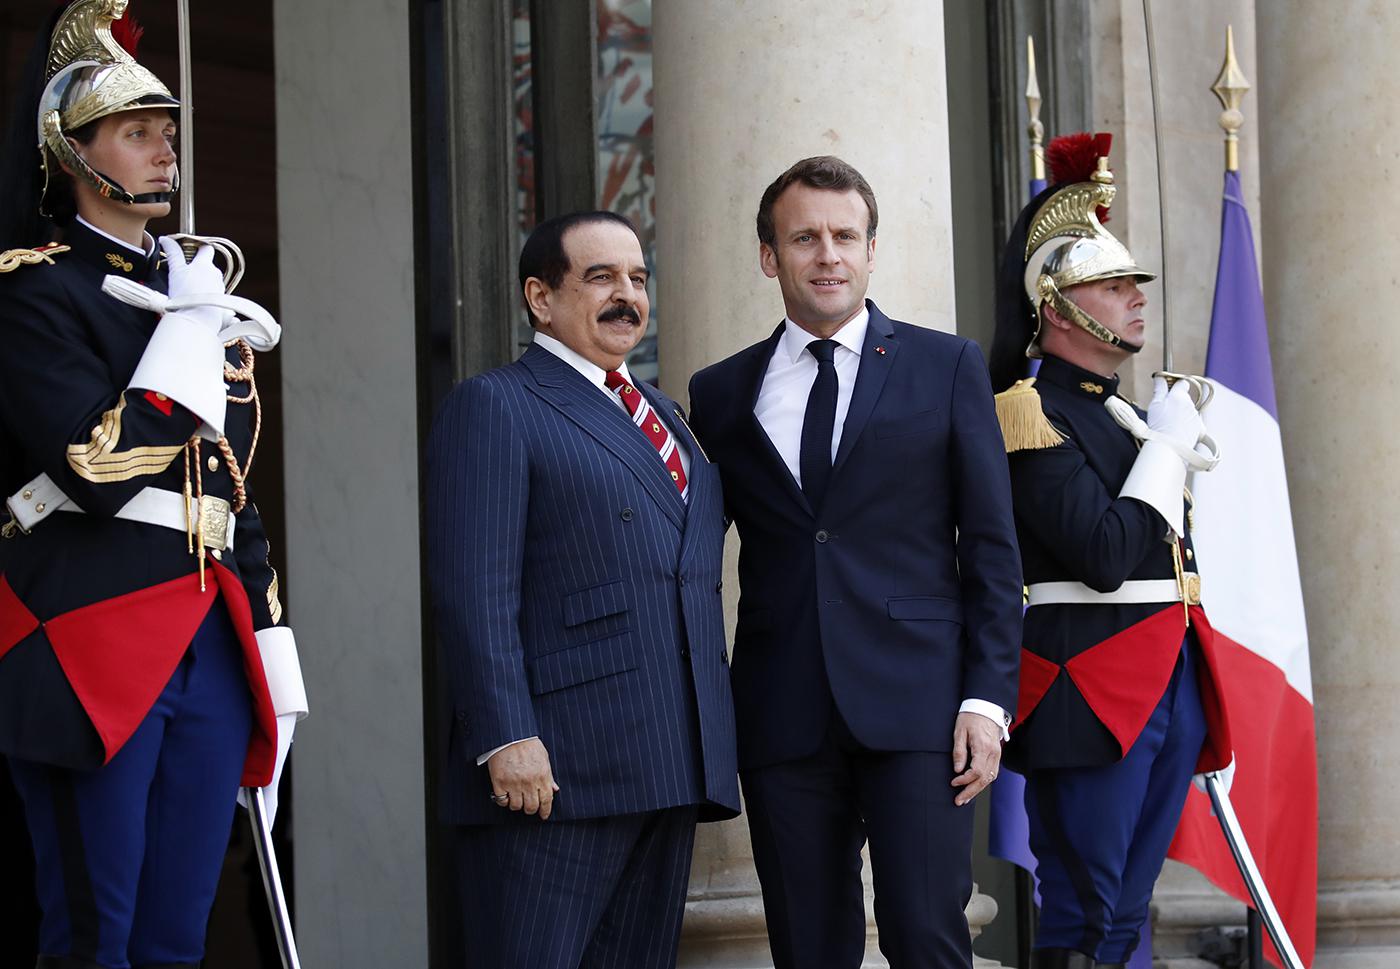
[831,302,898,480]
[743,324,813,515]
[520,346,686,529]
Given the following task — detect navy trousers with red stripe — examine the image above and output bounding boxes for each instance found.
[7,600,252,969]
[1025,636,1207,963]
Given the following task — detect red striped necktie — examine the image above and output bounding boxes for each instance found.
[604,370,688,500]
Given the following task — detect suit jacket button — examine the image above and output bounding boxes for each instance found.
[715,580,723,593]
[815,529,829,543]
[620,508,634,522]
[680,646,690,660]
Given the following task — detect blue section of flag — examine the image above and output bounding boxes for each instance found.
[1205,171,1276,416]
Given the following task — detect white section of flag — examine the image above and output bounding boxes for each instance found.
[1190,380,1312,703]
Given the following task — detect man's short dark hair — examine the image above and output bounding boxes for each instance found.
[755,156,878,248]
[519,210,640,326]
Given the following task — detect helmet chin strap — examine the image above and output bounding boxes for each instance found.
[41,117,178,213]
[1037,275,1141,354]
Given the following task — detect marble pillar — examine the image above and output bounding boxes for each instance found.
[653,3,999,965]
[1259,4,1400,966]
[274,1,427,965]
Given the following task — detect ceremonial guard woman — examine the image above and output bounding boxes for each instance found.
[0,3,306,967]
[989,134,1233,969]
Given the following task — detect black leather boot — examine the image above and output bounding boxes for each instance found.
[1031,948,1097,969]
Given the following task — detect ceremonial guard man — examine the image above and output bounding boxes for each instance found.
[0,3,306,967]
[988,133,1233,969]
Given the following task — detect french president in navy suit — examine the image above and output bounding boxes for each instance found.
[688,157,1023,968]
[426,211,738,968]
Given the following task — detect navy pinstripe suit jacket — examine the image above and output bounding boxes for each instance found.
[427,344,739,826]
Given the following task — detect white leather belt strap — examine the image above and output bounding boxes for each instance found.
[6,473,234,551]
[1026,578,1194,607]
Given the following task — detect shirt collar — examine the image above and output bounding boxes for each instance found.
[532,329,636,392]
[779,305,869,365]
[1036,353,1121,399]
[76,215,153,258]
[63,216,160,280]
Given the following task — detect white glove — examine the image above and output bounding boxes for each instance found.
[238,712,297,825]
[1117,379,1216,536]
[1193,755,1236,796]
[1147,378,1206,453]
[122,240,232,436]
[159,238,230,330]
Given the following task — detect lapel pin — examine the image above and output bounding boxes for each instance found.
[874,346,886,355]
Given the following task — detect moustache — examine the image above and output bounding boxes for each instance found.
[598,305,641,325]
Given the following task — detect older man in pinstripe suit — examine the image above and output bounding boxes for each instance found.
[427,211,739,969]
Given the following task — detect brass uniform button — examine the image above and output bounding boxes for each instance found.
[34,503,45,513]
[156,393,168,401]
[208,455,220,472]
[211,549,223,561]
[1185,548,1194,561]
[21,490,32,500]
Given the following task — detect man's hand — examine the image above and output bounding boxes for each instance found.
[951,712,1003,807]
[487,738,560,820]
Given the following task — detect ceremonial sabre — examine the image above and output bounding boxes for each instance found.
[1203,772,1305,969]
[1141,0,1173,373]
[172,4,300,965]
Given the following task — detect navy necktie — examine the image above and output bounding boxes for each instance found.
[799,339,839,508]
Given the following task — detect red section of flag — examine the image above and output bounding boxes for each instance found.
[143,390,175,416]
[1063,606,1187,757]
[1013,648,1061,728]
[210,562,277,787]
[0,575,40,660]
[1169,628,1318,966]
[45,573,216,761]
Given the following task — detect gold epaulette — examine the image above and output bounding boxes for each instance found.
[995,377,1065,453]
[0,244,70,273]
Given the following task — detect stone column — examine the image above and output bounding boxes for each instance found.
[1259,5,1400,967]
[653,3,999,965]
[274,1,427,965]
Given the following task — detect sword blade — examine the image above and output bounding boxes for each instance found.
[1203,772,1305,969]
[245,786,302,969]
[177,0,195,235]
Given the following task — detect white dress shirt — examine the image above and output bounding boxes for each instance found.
[753,310,1009,739]
[480,331,691,764]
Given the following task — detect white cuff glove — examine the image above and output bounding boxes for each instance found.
[1105,377,1221,472]
[1120,440,1189,537]
[1193,755,1236,796]
[117,240,233,436]
[238,712,297,825]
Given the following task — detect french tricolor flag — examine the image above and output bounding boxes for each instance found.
[1165,168,1319,966]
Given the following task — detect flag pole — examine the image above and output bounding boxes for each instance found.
[1026,36,1045,185]
[1212,24,1250,174]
